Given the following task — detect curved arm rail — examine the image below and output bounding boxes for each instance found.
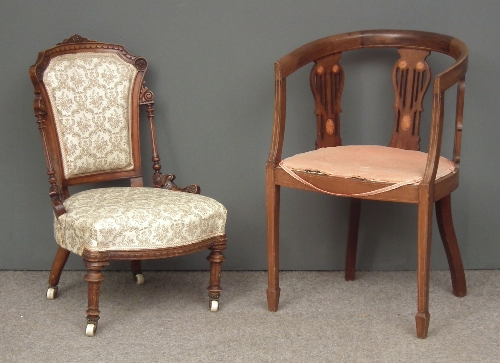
[268,30,468,188]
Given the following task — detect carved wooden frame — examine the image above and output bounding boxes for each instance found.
[29,35,226,335]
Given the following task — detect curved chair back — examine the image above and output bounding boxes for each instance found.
[29,35,153,189]
[270,29,467,162]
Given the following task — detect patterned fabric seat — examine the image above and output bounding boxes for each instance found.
[55,187,227,255]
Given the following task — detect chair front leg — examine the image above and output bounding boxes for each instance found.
[267,184,281,312]
[207,238,226,311]
[83,252,109,336]
[415,194,433,339]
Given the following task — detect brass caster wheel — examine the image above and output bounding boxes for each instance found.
[210,300,219,312]
[134,273,144,285]
[86,323,97,337]
[46,286,57,300]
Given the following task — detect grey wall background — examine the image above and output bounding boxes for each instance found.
[1,0,499,271]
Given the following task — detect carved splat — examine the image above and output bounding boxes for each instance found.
[389,49,431,150]
[310,54,344,149]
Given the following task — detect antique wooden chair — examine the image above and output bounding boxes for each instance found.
[266,30,468,338]
[30,35,227,336]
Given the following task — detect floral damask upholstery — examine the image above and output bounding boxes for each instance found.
[43,53,137,178]
[54,187,227,255]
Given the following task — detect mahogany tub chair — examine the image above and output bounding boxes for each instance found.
[266,30,468,338]
[30,35,227,336]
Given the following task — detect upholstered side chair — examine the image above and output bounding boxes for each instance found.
[266,30,468,338]
[30,35,227,336]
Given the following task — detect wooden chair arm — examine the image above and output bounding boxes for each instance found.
[142,89,200,195]
[423,37,467,180]
[423,41,467,186]
[49,185,67,217]
[433,38,468,93]
[153,173,200,194]
[267,66,287,168]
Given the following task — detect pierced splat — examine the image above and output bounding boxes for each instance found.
[389,49,431,151]
[310,54,344,149]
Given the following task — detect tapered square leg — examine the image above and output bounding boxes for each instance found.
[267,184,281,312]
[416,193,433,339]
[415,311,431,339]
[345,198,361,281]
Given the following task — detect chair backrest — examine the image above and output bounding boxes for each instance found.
[274,30,468,153]
[30,35,155,191]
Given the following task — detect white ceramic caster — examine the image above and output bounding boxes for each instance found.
[134,273,144,285]
[46,287,57,300]
[86,323,97,337]
[210,300,219,312]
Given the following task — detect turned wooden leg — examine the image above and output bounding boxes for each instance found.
[345,198,361,281]
[83,252,109,336]
[415,195,433,339]
[435,194,467,297]
[267,184,281,312]
[46,246,70,299]
[207,238,226,311]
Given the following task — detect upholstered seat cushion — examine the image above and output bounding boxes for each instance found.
[54,187,227,255]
[280,145,455,195]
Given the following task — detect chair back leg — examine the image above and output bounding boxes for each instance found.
[435,194,467,297]
[131,260,144,284]
[345,198,362,281]
[48,246,70,289]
